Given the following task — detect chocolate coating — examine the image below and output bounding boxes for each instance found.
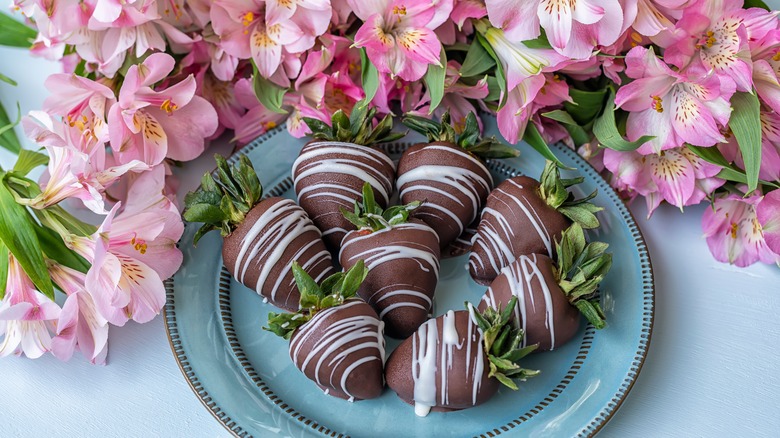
[397,141,493,250]
[469,176,570,285]
[479,254,581,351]
[442,219,479,259]
[292,140,396,250]
[340,220,440,339]
[385,310,499,413]
[222,197,335,312]
[289,299,385,400]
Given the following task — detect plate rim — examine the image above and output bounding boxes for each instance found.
[164,126,655,437]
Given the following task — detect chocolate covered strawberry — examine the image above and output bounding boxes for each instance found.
[293,104,403,250]
[479,224,612,351]
[184,155,334,312]
[340,183,440,339]
[265,260,385,401]
[385,298,539,417]
[398,112,518,250]
[469,160,603,285]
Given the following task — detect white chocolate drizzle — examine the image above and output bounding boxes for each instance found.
[290,300,386,399]
[234,199,331,302]
[482,254,556,349]
[292,141,396,207]
[469,179,554,279]
[397,145,492,237]
[411,309,486,417]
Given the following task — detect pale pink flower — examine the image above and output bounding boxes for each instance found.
[67,170,184,326]
[486,0,625,59]
[0,255,61,359]
[352,0,454,81]
[616,46,734,155]
[107,53,218,166]
[663,1,755,92]
[452,0,486,29]
[702,193,780,267]
[627,0,689,37]
[603,146,725,216]
[756,190,780,259]
[233,78,287,143]
[210,0,332,79]
[49,262,109,365]
[22,111,148,213]
[496,74,546,143]
[43,73,116,143]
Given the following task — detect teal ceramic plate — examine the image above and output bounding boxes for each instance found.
[166,117,654,437]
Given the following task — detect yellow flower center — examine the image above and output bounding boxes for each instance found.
[773,51,780,62]
[705,31,716,48]
[652,96,663,113]
[630,31,642,48]
[161,99,178,115]
[242,12,255,27]
[393,5,407,15]
[729,222,738,239]
[263,121,277,130]
[131,236,148,255]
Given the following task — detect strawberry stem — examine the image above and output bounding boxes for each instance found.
[341,182,421,232]
[538,160,604,229]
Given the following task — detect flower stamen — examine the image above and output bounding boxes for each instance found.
[161,99,178,115]
[393,5,407,16]
[651,96,663,113]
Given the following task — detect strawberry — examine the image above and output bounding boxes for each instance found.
[184,155,334,312]
[398,112,518,250]
[265,261,385,401]
[385,299,539,417]
[479,224,612,351]
[339,183,440,339]
[469,160,603,285]
[293,104,403,251]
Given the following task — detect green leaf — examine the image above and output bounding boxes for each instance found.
[686,145,731,168]
[564,88,608,125]
[13,149,49,176]
[476,32,507,107]
[0,101,22,154]
[729,92,762,192]
[34,224,89,273]
[558,205,600,229]
[541,110,591,146]
[522,123,565,167]
[744,0,769,9]
[291,261,321,298]
[425,47,447,114]
[360,48,379,103]
[340,259,367,298]
[460,41,495,77]
[593,88,654,151]
[522,30,552,49]
[0,175,54,299]
[0,12,37,48]
[252,62,288,114]
[0,240,8,300]
[183,203,227,224]
[492,372,518,390]
[574,299,606,329]
[485,76,501,102]
[0,71,17,86]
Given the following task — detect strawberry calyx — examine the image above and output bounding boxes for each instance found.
[553,223,612,329]
[467,297,540,390]
[341,182,422,232]
[264,260,369,340]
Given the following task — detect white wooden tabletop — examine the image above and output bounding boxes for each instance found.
[1,25,779,437]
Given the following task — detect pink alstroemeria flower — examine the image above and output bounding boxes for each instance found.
[108,53,218,166]
[49,262,109,365]
[67,168,184,326]
[616,46,734,155]
[233,78,287,143]
[702,193,780,267]
[603,146,725,216]
[210,0,332,79]
[486,0,624,59]
[43,73,116,144]
[352,0,454,81]
[756,190,780,259]
[627,0,690,37]
[663,1,756,92]
[451,0,486,29]
[23,112,148,213]
[0,255,61,359]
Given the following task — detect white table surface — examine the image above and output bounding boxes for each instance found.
[2,28,780,438]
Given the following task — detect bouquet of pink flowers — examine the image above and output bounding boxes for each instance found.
[0,0,778,363]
